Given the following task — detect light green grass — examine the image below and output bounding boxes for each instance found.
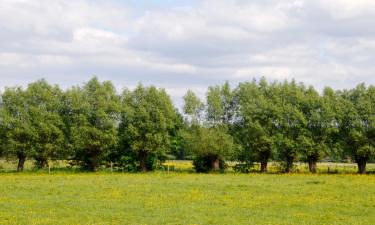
[1,173,375,225]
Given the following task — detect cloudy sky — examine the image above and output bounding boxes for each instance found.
[1,0,375,104]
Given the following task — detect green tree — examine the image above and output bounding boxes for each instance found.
[63,77,120,171]
[273,80,306,172]
[118,85,177,171]
[169,111,187,160]
[206,81,235,125]
[298,86,330,173]
[24,80,65,168]
[234,79,277,172]
[322,87,342,162]
[0,94,3,157]
[0,87,36,171]
[182,126,234,172]
[183,90,204,124]
[340,84,375,174]
[182,87,235,172]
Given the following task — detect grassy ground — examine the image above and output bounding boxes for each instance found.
[1,172,375,225]
[1,160,375,224]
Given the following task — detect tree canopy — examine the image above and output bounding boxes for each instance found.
[0,77,373,174]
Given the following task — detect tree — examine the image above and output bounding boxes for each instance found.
[273,80,306,172]
[339,84,375,174]
[0,87,35,171]
[234,79,277,172]
[182,126,234,172]
[0,94,4,157]
[24,80,65,168]
[298,86,330,173]
[169,111,187,160]
[322,87,342,162]
[118,85,177,172]
[206,81,235,125]
[63,77,120,171]
[183,90,204,124]
[182,87,235,172]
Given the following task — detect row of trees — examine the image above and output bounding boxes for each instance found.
[182,79,374,174]
[0,78,179,172]
[0,78,374,173]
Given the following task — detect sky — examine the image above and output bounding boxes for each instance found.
[1,0,375,105]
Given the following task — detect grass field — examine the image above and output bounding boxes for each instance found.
[1,172,375,225]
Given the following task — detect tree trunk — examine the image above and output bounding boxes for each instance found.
[357,160,367,174]
[88,161,97,172]
[308,158,317,173]
[285,157,293,173]
[211,157,220,171]
[260,162,268,173]
[36,158,49,169]
[17,153,26,172]
[87,155,98,172]
[139,152,148,172]
[259,151,271,173]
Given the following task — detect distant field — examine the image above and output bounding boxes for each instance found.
[0,172,375,225]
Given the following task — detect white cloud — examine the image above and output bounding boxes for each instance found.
[0,0,374,102]
[315,0,375,19]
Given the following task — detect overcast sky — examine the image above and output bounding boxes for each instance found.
[1,0,375,104]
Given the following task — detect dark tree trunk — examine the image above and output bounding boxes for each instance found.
[260,162,268,173]
[357,159,367,174]
[139,152,148,172]
[36,158,49,169]
[17,153,26,172]
[285,157,294,173]
[87,155,98,172]
[259,151,270,173]
[308,158,317,173]
[211,157,220,171]
[88,161,97,172]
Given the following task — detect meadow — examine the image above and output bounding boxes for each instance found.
[1,161,375,225]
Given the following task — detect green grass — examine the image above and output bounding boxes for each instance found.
[1,172,375,225]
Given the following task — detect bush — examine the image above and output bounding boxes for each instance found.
[192,155,226,173]
[233,162,254,173]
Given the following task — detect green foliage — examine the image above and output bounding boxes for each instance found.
[271,81,306,172]
[338,84,375,173]
[322,87,343,161]
[183,90,204,124]
[232,162,254,173]
[169,111,187,160]
[118,84,177,171]
[182,83,236,172]
[0,80,65,170]
[192,155,226,173]
[0,77,374,174]
[0,87,36,171]
[183,126,234,158]
[25,80,65,168]
[206,81,235,125]
[234,79,277,171]
[182,126,234,172]
[63,77,120,171]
